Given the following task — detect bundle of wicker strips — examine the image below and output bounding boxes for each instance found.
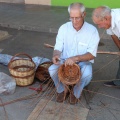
[58,63,81,85]
[8,53,36,86]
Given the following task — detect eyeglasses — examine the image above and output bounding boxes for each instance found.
[69,16,83,21]
[69,13,84,21]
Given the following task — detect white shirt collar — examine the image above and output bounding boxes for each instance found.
[70,21,86,32]
[111,10,115,29]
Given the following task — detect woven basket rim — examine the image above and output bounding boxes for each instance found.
[39,61,53,66]
[8,59,36,73]
[58,64,81,85]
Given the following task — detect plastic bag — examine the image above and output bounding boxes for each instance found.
[0,72,16,95]
[0,54,50,69]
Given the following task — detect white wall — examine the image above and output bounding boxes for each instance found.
[25,0,51,5]
[0,0,24,4]
[0,0,51,5]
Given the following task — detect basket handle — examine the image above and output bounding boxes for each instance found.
[9,53,33,63]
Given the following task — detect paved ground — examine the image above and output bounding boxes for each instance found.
[0,3,120,120]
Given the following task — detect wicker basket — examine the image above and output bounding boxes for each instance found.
[35,61,53,81]
[58,64,81,85]
[8,53,36,86]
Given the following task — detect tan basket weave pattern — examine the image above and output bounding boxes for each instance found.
[8,53,36,86]
[58,64,81,85]
[13,73,35,86]
[9,59,35,77]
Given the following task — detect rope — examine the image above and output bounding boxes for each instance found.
[0,98,9,120]
[83,89,120,101]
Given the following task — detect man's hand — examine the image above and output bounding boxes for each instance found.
[52,50,61,65]
[52,55,60,65]
[65,53,94,66]
[65,57,76,66]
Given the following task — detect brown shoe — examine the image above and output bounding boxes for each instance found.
[56,91,65,103]
[70,92,78,104]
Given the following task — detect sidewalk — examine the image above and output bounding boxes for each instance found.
[0,3,68,33]
[0,2,112,41]
[0,3,120,120]
[0,3,103,35]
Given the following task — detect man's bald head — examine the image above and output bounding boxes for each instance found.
[92,6,111,20]
[92,6,111,29]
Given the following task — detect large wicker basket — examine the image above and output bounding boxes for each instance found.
[35,61,53,81]
[8,53,36,86]
[58,64,81,85]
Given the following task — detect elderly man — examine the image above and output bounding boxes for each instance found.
[49,3,100,104]
[92,6,120,87]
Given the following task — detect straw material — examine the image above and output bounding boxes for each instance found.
[58,64,81,85]
[35,61,53,81]
[8,53,36,86]
[12,73,35,86]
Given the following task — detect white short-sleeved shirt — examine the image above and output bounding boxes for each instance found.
[54,22,100,63]
[107,9,120,40]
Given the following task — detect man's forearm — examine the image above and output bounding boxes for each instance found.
[74,52,95,62]
[111,35,120,50]
[52,50,61,64]
[53,50,61,57]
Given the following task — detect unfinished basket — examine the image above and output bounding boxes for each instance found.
[8,53,36,86]
[35,61,53,81]
[58,64,81,85]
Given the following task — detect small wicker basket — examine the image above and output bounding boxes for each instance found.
[35,61,53,81]
[8,53,36,86]
[58,64,81,85]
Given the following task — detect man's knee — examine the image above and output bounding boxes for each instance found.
[48,64,59,77]
[85,75,92,86]
[48,65,53,73]
[81,73,92,86]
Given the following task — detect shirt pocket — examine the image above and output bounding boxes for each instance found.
[77,42,88,55]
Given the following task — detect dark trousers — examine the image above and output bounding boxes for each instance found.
[113,60,120,85]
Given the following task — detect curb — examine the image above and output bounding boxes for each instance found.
[0,22,58,34]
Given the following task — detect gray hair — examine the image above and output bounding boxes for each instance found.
[68,3,85,14]
[92,6,111,19]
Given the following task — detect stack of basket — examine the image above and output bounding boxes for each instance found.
[8,53,36,86]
